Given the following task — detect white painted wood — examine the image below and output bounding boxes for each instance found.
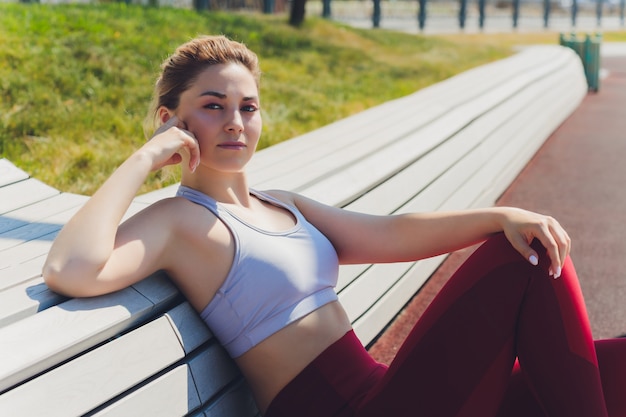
[0,159,28,187]
[0,179,59,215]
[0,200,152,273]
[246,46,559,189]
[0,277,65,327]
[353,255,447,345]
[188,344,242,405]
[0,288,156,392]
[0,316,185,417]
[0,254,47,291]
[0,193,86,235]
[164,302,213,353]
[131,270,180,307]
[203,380,259,417]
[91,365,201,417]
[0,272,178,329]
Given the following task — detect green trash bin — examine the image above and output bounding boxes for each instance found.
[559,33,602,92]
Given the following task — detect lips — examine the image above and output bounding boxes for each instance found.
[218,141,246,150]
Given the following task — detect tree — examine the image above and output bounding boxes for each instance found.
[289,0,307,26]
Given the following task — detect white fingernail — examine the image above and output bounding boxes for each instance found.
[553,266,561,279]
[529,255,538,266]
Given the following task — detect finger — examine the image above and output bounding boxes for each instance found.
[505,231,539,266]
[186,136,200,172]
[533,225,562,278]
[177,126,200,172]
[549,221,571,268]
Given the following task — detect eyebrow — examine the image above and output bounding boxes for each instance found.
[199,91,258,101]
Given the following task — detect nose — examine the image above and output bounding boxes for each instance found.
[225,110,244,133]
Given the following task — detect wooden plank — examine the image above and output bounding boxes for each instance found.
[0,254,47,291]
[131,270,180,309]
[0,230,56,270]
[91,364,201,417]
[470,64,587,209]
[353,255,447,345]
[246,46,555,188]
[0,287,157,392]
[295,57,570,207]
[188,344,242,405]
[0,200,151,271]
[0,272,176,329]
[163,302,213,354]
[0,193,87,235]
[0,179,59,215]
[0,159,28,188]
[203,380,259,417]
[0,316,185,417]
[445,60,585,211]
[0,277,65,327]
[339,261,415,323]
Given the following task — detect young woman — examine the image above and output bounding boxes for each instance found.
[43,35,626,417]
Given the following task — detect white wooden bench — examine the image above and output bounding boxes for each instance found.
[0,44,587,416]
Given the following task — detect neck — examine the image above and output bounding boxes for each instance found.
[181,168,252,206]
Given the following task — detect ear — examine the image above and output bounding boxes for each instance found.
[157,107,173,125]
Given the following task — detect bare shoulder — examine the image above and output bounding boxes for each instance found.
[144,196,234,312]
[132,195,219,235]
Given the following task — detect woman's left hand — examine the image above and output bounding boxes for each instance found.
[500,207,571,278]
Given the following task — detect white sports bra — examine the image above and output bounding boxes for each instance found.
[176,185,340,358]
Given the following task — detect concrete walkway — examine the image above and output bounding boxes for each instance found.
[369,47,626,364]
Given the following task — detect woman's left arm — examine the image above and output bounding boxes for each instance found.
[282,192,570,278]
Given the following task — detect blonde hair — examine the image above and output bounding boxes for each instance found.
[144,35,260,136]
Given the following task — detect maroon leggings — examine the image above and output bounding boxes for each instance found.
[265,234,626,417]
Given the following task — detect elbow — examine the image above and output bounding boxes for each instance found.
[42,262,73,297]
[42,260,93,298]
[42,259,115,298]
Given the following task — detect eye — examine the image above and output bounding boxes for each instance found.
[241,104,259,113]
[203,103,222,110]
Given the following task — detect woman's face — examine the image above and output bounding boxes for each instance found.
[175,62,262,174]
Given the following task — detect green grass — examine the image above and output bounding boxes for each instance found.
[2,3,618,195]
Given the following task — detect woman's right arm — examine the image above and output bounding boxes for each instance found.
[43,117,199,297]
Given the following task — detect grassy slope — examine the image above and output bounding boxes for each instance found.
[2,3,622,194]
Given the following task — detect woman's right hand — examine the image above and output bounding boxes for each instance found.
[143,115,201,173]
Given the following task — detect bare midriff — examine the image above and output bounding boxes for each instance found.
[234,301,353,414]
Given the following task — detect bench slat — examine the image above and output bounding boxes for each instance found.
[0,315,185,416]
[0,277,65,327]
[188,345,243,406]
[0,159,28,188]
[202,380,259,417]
[0,278,173,392]
[0,179,59,216]
[164,301,213,353]
[91,302,220,416]
[246,46,555,189]
[0,193,86,235]
[353,255,446,345]
[92,365,201,417]
[0,255,47,290]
